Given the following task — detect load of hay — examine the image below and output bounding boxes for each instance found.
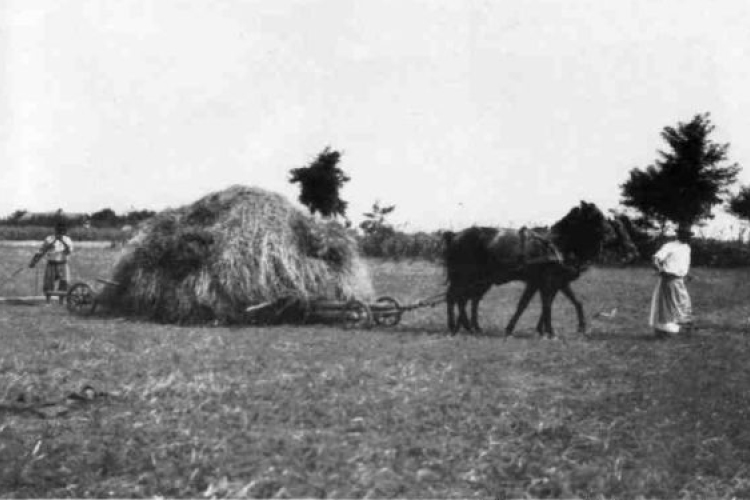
[100,185,373,324]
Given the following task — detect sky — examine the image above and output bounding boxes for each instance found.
[2,0,750,236]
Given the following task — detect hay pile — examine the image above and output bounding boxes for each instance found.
[100,185,373,324]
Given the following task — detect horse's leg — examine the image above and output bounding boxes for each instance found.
[457,296,472,334]
[539,286,557,339]
[470,285,490,334]
[446,285,458,335]
[535,294,545,335]
[536,293,545,337]
[560,282,586,334]
[535,276,560,336]
[505,283,537,337]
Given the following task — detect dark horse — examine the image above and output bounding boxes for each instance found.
[442,201,639,337]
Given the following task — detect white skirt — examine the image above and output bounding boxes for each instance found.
[649,276,692,333]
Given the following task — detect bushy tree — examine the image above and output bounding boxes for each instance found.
[124,209,157,225]
[90,208,119,227]
[359,202,396,237]
[620,113,739,229]
[6,209,28,225]
[358,202,396,258]
[728,185,750,223]
[289,147,350,218]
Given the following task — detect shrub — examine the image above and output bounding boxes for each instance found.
[632,235,750,268]
[358,230,444,261]
[689,238,750,268]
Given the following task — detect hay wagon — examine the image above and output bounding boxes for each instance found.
[66,276,446,329]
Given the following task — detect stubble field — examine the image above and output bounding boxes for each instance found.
[1,246,750,498]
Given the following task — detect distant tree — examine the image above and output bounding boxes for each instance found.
[125,209,157,224]
[728,185,750,222]
[359,202,396,237]
[620,113,740,229]
[359,202,397,258]
[6,209,28,225]
[90,208,119,227]
[289,147,350,218]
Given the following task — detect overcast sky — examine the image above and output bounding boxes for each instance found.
[2,0,750,234]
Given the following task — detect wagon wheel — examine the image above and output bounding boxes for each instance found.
[66,283,97,316]
[343,300,372,329]
[373,296,403,326]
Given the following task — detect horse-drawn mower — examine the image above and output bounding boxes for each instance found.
[243,292,445,328]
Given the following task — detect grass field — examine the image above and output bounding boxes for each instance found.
[2,247,750,498]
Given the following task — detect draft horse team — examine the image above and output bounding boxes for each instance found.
[441,201,640,338]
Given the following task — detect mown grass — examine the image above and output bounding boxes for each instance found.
[1,252,750,498]
[0,246,122,297]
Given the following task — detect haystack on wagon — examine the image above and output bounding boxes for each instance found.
[72,185,374,325]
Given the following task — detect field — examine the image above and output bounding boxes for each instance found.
[2,246,750,498]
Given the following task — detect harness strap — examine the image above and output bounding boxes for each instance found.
[519,227,564,264]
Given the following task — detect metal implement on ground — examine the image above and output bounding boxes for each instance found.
[245,291,446,329]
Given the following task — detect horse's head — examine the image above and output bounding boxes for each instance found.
[551,201,613,264]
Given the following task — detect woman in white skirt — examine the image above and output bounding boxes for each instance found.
[650,226,693,338]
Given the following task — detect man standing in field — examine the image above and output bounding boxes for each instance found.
[29,222,74,305]
[649,226,693,338]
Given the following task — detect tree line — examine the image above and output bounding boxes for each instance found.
[290,113,750,240]
[0,208,157,228]
[4,112,747,251]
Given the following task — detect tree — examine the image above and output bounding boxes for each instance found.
[359,202,397,257]
[289,147,350,218]
[620,113,740,229]
[7,209,28,225]
[728,185,750,223]
[90,208,119,227]
[359,201,396,237]
[124,209,157,225]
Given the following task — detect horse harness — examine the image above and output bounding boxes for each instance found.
[518,226,563,265]
[518,227,591,274]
